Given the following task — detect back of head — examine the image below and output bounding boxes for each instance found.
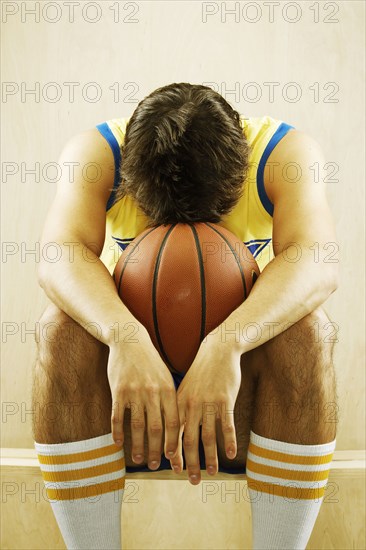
[116,82,250,225]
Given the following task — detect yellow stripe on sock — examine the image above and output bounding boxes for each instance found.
[41,457,125,482]
[246,458,330,482]
[249,443,334,465]
[246,476,325,500]
[46,477,126,500]
[37,443,122,465]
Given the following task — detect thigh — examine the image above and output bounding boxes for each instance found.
[35,302,113,441]
[38,302,160,465]
[38,301,110,375]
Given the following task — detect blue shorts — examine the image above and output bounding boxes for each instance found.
[125,371,246,475]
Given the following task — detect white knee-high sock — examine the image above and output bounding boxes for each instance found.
[246,430,336,550]
[35,432,125,550]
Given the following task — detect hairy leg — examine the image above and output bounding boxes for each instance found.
[32,303,112,443]
[252,307,338,443]
[215,307,338,469]
[31,302,148,467]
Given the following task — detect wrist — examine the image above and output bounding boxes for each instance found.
[103,315,150,348]
[203,321,247,358]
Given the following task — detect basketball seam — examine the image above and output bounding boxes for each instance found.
[203,222,247,300]
[116,226,159,293]
[152,224,177,373]
[190,224,206,343]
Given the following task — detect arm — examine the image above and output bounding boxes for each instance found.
[38,128,147,345]
[210,129,339,353]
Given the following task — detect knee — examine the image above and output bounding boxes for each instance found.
[38,303,71,329]
[36,303,108,374]
[36,304,78,365]
[284,306,336,358]
[263,307,337,395]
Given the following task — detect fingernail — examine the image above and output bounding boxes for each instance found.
[134,454,143,462]
[207,466,215,474]
[150,461,159,469]
[227,448,235,458]
[173,465,180,472]
[190,474,198,481]
[115,440,123,446]
[167,451,174,457]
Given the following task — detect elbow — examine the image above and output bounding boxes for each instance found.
[322,263,339,299]
[37,261,49,290]
[329,263,340,293]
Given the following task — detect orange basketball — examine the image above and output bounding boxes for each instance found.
[113,222,259,375]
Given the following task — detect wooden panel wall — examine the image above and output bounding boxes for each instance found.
[1,1,365,548]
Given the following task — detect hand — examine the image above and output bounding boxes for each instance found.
[107,323,180,470]
[172,333,243,485]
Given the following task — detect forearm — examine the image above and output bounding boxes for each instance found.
[210,248,339,354]
[38,242,147,346]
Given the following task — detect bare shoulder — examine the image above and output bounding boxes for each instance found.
[58,127,115,197]
[264,128,326,202]
[266,128,324,163]
[39,127,117,255]
[62,126,113,154]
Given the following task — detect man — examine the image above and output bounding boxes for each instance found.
[32,82,338,549]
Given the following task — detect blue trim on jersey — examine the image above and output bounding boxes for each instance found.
[257,122,295,217]
[112,236,135,252]
[96,122,122,211]
[244,238,271,244]
[244,238,271,258]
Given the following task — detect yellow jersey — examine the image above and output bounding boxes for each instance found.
[96,115,294,274]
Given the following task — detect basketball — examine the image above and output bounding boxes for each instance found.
[113,222,259,375]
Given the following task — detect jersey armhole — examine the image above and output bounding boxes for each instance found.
[96,122,122,211]
[256,122,295,217]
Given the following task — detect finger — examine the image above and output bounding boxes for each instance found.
[220,401,237,460]
[144,388,164,470]
[201,403,219,476]
[169,423,184,473]
[111,397,125,446]
[182,403,202,485]
[129,399,146,464]
[161,386,181,460]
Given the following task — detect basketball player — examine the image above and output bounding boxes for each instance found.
[32,83,339,549]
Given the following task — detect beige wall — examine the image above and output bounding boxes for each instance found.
[1,0,365,455]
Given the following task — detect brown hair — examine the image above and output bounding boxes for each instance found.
[115,82,250,225]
